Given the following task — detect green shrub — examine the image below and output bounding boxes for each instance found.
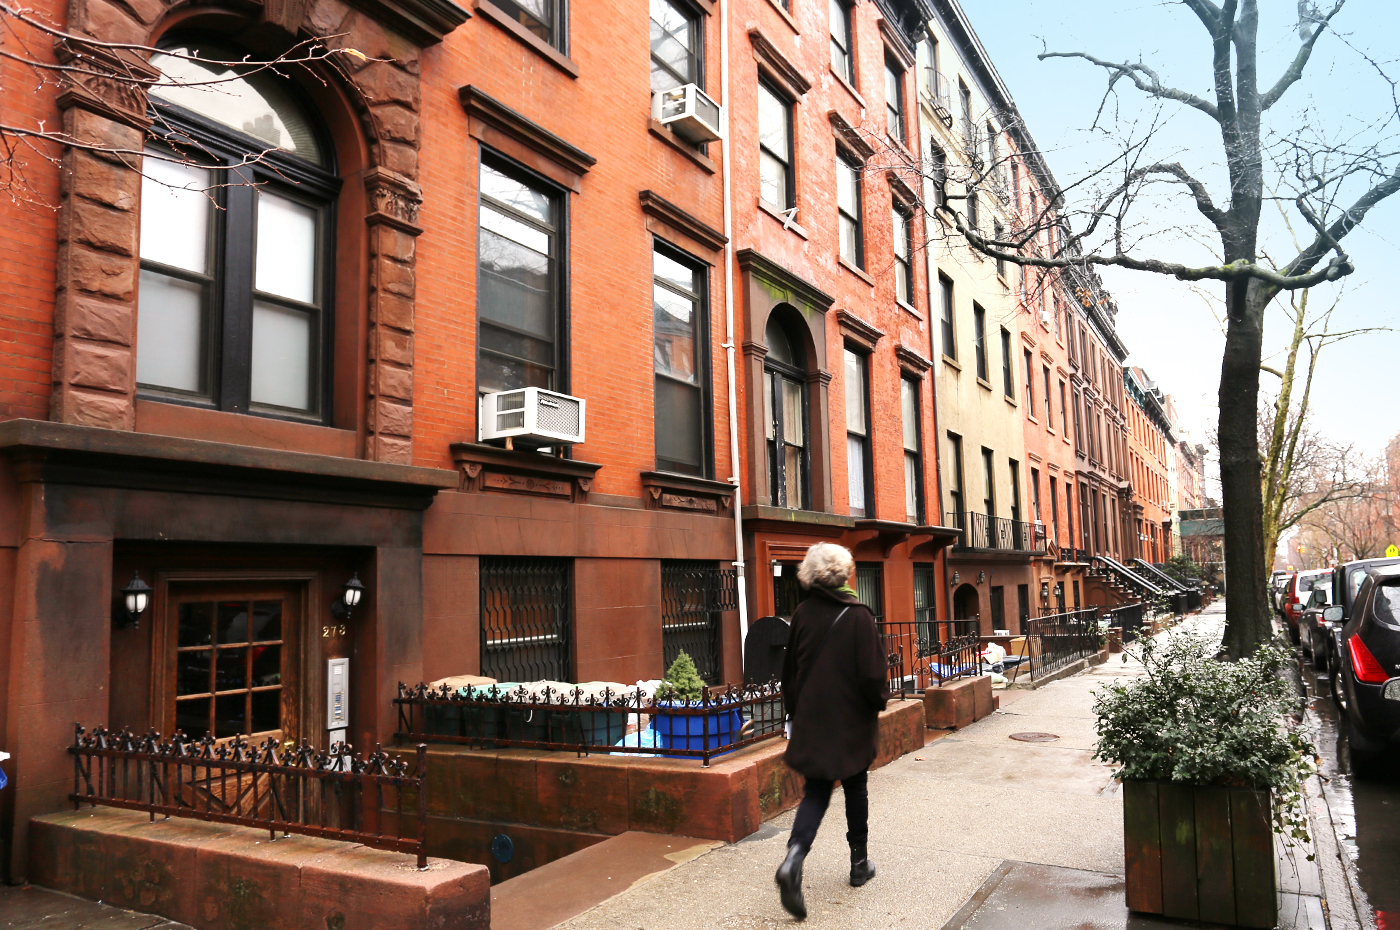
[656,651,706,703]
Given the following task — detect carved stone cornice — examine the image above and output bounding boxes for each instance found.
[639,190,727,252]
[450,443,602,503]
[459,86,597,189]
[828,110,876,162]
[364,167,424,235]
[640,471,734,516]
[53,40,160,129]
[748,28,812,97]
[736,248,835,315]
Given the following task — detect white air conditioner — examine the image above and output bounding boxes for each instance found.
[479,387,586,448]
[652,83,722,144]
[1038,309,1053,326]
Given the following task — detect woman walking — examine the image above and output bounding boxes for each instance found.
[774,542,889,920]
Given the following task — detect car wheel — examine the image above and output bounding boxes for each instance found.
[1330,665,1348,713]
[1302,625,1315,661]
[1346,714,1382,778]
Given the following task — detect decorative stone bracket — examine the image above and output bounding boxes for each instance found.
[639,471,735,516]
[450,442,601,503]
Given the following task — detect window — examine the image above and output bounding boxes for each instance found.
[973,304,988,381]
[958,81,972,141]
[1011,159,1020,209]
[836,155,864,267]
[829,0,854,84]
[914,563,936,642]
[986,121,998,174]
[1008,459,1021,524]
[138,44,337,421]
[653,245,710,476]
[1059,382,1068,439]
[650,0,700,94]
[946,432,965,526]
[1017,584,1030,630]
[661,560,730,684]
[938,273,956,359]
[1000,329,1014,398]
[901,377,923,523]
[993,220,1005,278]
[1043,366,1053,427]
[885,58,905,141]
[1022,348,1033,409]
[765,316,808,509]
[478,159,563,395]
[757,81,794,210]
[1072,388,1083,452]
[170,595,289,740]
[1030,467,1041,521]
[966,181,979,232]
[1049,475,1059,546]
[493,0,564,50]
[844,347,872,517]
[990,586,1005,629]
[1052,293,1062,339]
[481,557,573,681]
[893,207,913,304]
[929,143,947,209]
[981,448,995,515]
[1066,481,1075,552]
[856,563,884,623]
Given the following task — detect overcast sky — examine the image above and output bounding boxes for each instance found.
[961,0,1400,467]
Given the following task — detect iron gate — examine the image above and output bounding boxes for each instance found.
[660,561,736,684]
[480,557,573,682]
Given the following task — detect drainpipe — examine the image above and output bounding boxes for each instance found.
[718,0,749,668]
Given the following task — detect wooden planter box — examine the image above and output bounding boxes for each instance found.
[1123,781,1276,928]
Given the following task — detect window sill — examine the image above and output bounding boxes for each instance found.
[829,68,866,109]
[758,198,808,238]
[896,299,922,320]
[648,119,717,173]
[838,255,874,286]
[475,0,579,78]
[763,0,799,33]
[884,134,914,163]
[1027,414,1039,425]
[941,354,961,371]
[1003,394,1017,407]
[977,377,993,392]
[134,399,359,458]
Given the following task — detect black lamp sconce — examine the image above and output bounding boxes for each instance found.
[116,572,152,629]
[330,573,366,621]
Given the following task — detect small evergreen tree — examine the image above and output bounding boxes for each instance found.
[656,651,705,703]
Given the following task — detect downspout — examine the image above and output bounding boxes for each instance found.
[718,0,750,666]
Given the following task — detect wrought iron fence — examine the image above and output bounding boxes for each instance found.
[1005,608,1101,682]
[946,511,1046,552]
[1104,602,1145,643]
[660,562,736,684]
[481,557,572,683]
[881,620,982,695]
[395,680,785,766]
[69,725,427,868]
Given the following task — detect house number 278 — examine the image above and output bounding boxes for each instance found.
[322,624,346,638]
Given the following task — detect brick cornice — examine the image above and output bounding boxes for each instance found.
[748,28,812,97]
[460,86,596,188]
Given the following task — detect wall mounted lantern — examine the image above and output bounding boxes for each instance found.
[117,572,152,629]
[330,573,366,621]
[977,571,986,584]
[771,559,783,578]
[1040,581,1051,603]
[951,571,960,587]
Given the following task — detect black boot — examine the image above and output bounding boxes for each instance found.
[849,845,876,887]
[775,843,808,920]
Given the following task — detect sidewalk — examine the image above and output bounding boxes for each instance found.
[551,603,1328,930]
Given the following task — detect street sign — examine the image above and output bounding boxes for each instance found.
[1387,544,1399,558]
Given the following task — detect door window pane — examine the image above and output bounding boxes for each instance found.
[137,271,206,393]
[140,157,210,272]
[250,302,313,410]
[255,192,318,303]
[782,378,804,445]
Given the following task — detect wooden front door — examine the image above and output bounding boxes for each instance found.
[160,583,303,745]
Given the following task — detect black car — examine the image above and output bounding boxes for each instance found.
[1321,557,1400,683]
[1330,564,1400,772]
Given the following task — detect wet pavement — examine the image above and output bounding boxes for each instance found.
[1303,657,1400,929]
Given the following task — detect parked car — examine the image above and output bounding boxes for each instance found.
[1271,570,1290,614]
[1321,556,1400,684]
[1281,568,1331,644]
[1330,564,1400,772]
[1298,586,1334,662]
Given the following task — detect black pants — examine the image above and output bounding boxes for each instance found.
[788,770,869,853]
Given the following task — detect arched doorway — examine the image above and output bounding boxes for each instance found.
[953,583,980,635]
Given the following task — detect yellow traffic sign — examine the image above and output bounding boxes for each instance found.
[1387,544,1399,558]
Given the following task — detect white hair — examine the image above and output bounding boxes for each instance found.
[798,542,855,590]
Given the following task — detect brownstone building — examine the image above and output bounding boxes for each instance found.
[0,0,950,885]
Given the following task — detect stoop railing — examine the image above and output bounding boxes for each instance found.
[70,725,428,868]
[881,620,982,695]
[1005,608,1101,683]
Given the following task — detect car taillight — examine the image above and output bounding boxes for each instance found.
[1348,635,1390,685]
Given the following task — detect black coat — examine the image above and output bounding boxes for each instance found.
[781,585,889,781]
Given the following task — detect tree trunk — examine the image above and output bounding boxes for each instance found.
[1218,277,1274,658]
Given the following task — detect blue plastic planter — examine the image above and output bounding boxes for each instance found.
[651,706,744,757]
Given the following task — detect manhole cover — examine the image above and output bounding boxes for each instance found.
[1009,732,1060,742]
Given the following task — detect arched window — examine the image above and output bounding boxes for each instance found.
[136,41,340,421]
[764,314,808,509]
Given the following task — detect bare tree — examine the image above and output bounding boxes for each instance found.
[875,0,1400,657]
[1297,456,1397,561]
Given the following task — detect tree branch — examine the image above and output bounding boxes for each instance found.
[1260,0,1346,110]
[1037,51,1220,122]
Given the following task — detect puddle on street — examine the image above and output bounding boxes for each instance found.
[1302,665,1400,926]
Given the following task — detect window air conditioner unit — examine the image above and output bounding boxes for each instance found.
[1039,309,1053,326]
[652,83,722,144]
[479,387,586,448]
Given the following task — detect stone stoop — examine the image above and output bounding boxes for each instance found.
[28,808,491,930]
[921,675,995,729]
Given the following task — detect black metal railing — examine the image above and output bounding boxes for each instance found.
[1005,608,1101,682]
[1104,602,1145,644]
[481,557,573,683]
[70,726,427,868]
[946,511,1047,552]
[881,620,982,694]
[660,562,736,685]
[394,680,785,767]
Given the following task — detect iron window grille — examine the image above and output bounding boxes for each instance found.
[913,564,936,643]
[480,557,573,683]
[660,561,737,684]
[856,563,884,623]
